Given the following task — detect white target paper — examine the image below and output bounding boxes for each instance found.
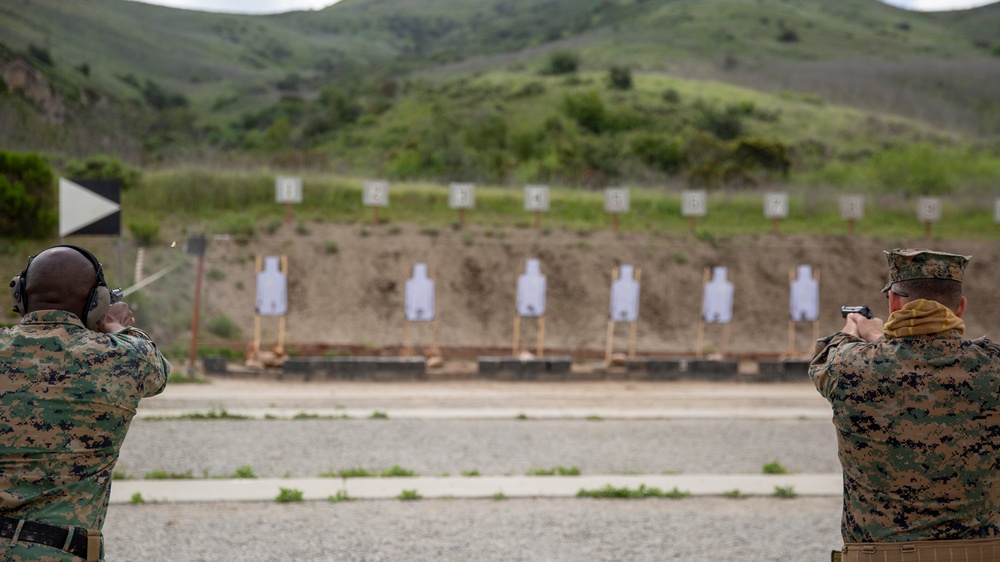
[256,256,288,316]
[789,265,819,322]
[275,176,302,204]
[524,185,550,212]
[702,266,734,324]
[363,180,389,207]
[764,192,789,219]
[516,259,546,317]
[405,263,435,322]
[604,188,629,214]
[917,197,941,222]
[449,183,475,210]
[609,265,640,322]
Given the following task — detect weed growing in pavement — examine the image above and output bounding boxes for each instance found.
[276,487,305,502]
[577,484,688,499]
[129,492,145,505]
[335,468,376,478]
[166,373,209,384]
[112,470,133,480]
[145,407,251,421]
[773,486,797,499]
[461,470,481,477]
[328,490,352,503]
[398,489,422,501]
[585,415,603,421]
[723,489,747,499]
[515,413,529,420]
[229,465,257,479]
[370,411,389,419]
[144,470,194,480]
[381,465,417,477]
[762,461,788,474]
[528,466,581,476]
[491,492,507,500]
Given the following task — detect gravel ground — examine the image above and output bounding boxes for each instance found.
[103,497,844,561]
[116,418,840,478]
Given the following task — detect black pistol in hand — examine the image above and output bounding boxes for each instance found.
[840,305,873,320]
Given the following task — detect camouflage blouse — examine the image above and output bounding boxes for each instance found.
[810,324,1000,542]
[0,311,169,552]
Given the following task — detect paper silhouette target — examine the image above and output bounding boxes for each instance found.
[256,256,288,316]
[405,263,435,322]
[516,259,547,317]
[790,265,819,322]
[702,266,734,324]
[609,265,640,322]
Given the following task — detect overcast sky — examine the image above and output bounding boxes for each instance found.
[129,0,996,15]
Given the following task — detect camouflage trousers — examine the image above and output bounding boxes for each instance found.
[835,537,1000,562]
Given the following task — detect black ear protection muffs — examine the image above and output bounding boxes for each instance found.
[9,245,112,331]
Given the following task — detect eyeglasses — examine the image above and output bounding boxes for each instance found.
[889,285,909,298]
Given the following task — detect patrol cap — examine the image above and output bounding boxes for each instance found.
[882,248,971,293]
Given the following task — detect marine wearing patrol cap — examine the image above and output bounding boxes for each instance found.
[881,248,971,293]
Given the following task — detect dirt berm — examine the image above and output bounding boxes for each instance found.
[190,223,1000,358]
[6,224,998,358]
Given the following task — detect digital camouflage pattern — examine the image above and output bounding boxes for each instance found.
[0,310,169,561]
[881,248,970,292]
[810,307,1000,543]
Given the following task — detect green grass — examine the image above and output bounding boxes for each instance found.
[576,484,690,499]
[461,470,481,477]
[397,489,422,501]
[380,465,417,478]
[144,469,195,480]
[773,485,798,499]
[762,461,789,475]
[126,171,1000,242]
[144,407,251,421]
[328,490,352,503]
[129,492,145,505]
[275,487,305,503]
[527,466,581,476]
[228,465,257,479]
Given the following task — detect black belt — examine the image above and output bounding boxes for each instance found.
[0,515,101,560]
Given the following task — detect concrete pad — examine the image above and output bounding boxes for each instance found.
[109,474,842,504]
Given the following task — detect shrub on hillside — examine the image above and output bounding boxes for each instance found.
[563,90,608,134]
[606,66,633,91]
[543,50,580,75]
[0,150,56,239]
[65,154,142,190]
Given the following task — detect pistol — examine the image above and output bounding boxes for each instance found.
[840,305,872,319]
[110,288,124,304]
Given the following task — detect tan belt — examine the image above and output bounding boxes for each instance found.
[835,537,1000,562]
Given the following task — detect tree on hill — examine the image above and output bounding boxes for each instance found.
[0,151,56,239]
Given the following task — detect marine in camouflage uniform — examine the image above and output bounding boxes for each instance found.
[1,247,169,561]
[810,249,1000,561]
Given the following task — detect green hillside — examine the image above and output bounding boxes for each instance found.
[1,0,999,186]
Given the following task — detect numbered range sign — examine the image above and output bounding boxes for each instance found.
[609,265,640,322]
[516,259,547,318]
[449,183,475,210]
[682,190,707,217]
[256,256,288,316]
[702,266,734,324]
[524,185,550,212]
[405,263,435,322]
[764,192,789,219]
[917,197,941,222]
[604,188,629,214]
[789,265,819,322]
[363,180,389,207]
[275,176,302,204]
[840,195,864,221]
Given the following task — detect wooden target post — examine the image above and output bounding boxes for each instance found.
[402,264,439,357]
[512,315,545,357]
[604,266,641,363]
[786,267,821,358]
[697,266,733,358]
